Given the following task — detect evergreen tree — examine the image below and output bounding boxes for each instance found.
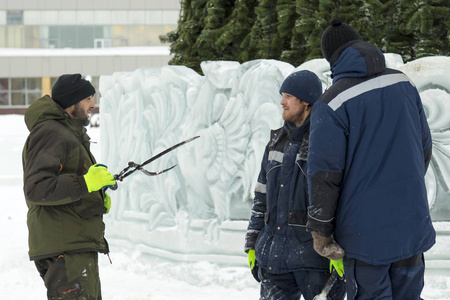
[160,0,208,73]
[336,0,372,41]
[295,0,334,61]
[279,0,307,65]
[249,0,280,59]
[275,0,299,63]
[408,0,450,58]
[383,1,417,61]
[215,0,259,62]
[162,0,448,72]
[363,0,392,50]
[195,0,235,61]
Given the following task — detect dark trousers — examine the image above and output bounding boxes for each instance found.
[35,252,101,300]
[259,267,346,300]
[343,254,425,300]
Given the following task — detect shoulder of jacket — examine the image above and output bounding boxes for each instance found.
[31,119,76,143]
[33,119,65,132]
[322,68,413,106]
[299,129,310,160]
[267,127,285,148]
[270,127,284,140]
[319,77,362,106]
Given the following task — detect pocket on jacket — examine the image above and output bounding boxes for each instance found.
[288,210,314,245]
[255,229,272,265]
[265,161,281,182]
[287,210,307,226]
[73,193,105,218]
[76,203,106,218]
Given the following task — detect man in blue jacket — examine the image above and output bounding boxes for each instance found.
[306,19,436,299]
[245,70,345,300]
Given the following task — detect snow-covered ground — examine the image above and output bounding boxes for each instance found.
[0,115,259,300]
[2,111,450,299]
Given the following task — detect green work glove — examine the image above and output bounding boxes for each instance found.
[247,250,260,282]
[330,258,345,277]
[248,249,256,269]
[104,192,111,214]
[83,164,116,193]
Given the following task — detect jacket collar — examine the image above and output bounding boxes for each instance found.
[330,41,386,83]
[284,115,310,141]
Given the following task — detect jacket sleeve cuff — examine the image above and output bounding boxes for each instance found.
[244,230,259,252]
[306,216,334,237]
[79,176,90,198]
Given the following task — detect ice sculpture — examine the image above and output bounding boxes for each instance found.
[99,56,450,265]
[397,57,450,221]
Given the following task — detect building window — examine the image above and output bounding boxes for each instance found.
[48,26,105,49]
[11,78,26,105]
[7,10,24,25]
[0,79,9,106]
[0,78,42,106]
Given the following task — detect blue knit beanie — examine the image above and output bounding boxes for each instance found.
[279,70,322,105]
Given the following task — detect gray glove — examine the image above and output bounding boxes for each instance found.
[311,231,345,260]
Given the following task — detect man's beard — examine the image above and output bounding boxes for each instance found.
[72,103,90,126]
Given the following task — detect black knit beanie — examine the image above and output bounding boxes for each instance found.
[321,18,362,62]
[51,74,95,109]
[279,70,322,105]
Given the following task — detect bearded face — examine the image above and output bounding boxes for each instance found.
[71,99,93,126]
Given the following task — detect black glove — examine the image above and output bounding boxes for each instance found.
[251,264,261,283]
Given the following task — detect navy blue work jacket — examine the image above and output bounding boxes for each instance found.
[306,41,435,265]
[245,119,328,274]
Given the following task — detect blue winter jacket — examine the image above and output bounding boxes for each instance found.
[306,40,436,265]
[245,119,329,274]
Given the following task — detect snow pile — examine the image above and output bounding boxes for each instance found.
[99,55,450,266]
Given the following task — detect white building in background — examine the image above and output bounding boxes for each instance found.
[0,0,180,114]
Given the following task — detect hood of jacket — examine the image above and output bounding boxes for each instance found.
[25,95,66,132]
[330,41,386,83]
[25,95,88,140]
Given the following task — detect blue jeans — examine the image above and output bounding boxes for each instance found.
[259,268,346,300]
[343,254,425,300]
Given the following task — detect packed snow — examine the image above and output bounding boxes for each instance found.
[0,115,259,299]
[1,54,450,299]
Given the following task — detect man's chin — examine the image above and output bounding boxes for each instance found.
[82,117,90,127]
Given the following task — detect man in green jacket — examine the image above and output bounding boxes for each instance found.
[22,74,116,300]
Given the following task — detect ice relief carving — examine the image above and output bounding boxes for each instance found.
[99,56,450,263]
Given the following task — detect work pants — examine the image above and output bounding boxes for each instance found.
[259,267,346,300]
[35,251,101,300]
[343,253,425,300]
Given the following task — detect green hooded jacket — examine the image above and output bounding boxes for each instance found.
[22,95,108,260]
